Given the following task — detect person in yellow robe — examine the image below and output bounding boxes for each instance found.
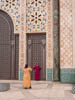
[23,64,32,89]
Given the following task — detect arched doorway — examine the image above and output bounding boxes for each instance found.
[0,10,19,80]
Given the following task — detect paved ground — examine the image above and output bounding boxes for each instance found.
[0,81,75,100]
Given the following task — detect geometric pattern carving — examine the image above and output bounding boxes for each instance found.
[46,0,53,68]
[26,0,47,32]
[5,0,15,8]
[60,0,73,67]
[0,0,20,32]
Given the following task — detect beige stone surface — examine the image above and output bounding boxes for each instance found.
[60,0,73,67]
[0,81,74,100]
[72,0,75,67]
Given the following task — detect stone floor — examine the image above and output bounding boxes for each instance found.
[0,80,75,100]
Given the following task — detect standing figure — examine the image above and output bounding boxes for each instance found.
[23,64,32,89]
[33,64,41,80]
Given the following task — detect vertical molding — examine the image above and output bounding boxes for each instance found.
[53,0,60,81]
[46,0,53,80]
[51,0,54,81]
[72,0,75,68]
[19,0,26,80]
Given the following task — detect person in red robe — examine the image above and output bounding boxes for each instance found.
[33,64,41,80]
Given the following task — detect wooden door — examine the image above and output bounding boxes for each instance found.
[0,10,19,80]
[27,34,46,80]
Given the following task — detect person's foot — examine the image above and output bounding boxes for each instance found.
[29,86,32,89]
[24,87,28,89]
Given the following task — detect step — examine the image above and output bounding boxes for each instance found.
[0,83,10,92]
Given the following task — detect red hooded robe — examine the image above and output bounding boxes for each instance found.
[33,64,41,80]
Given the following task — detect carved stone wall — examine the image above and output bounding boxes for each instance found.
[0,0,20,33]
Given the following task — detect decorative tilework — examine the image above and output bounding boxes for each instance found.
[20,68,52,81]
[60,0,73,67]
[0,0,20,33]
[5,0,16,8]
[46,0,53,68]
[19,68,24,81]
[19,0,26,68]
[47,68,52,81]
[60,68,75,83]
[26,0,47,32]
[17,0,26,81]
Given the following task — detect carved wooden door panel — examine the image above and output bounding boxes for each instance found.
[27,34,46,80]
[0,10,19,80]
[0,12,11,79]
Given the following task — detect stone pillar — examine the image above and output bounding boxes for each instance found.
[19,0,26,80]
[60,0,73,83]
[46,0,53,81]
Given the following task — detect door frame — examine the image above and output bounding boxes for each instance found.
[26,33,46,80]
